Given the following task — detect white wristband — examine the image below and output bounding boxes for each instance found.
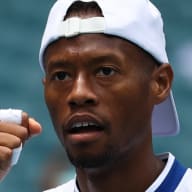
[0,109,23,166]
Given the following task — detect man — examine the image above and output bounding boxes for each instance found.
[0,0,191,191]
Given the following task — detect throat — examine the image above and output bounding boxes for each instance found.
[76,154,165,192]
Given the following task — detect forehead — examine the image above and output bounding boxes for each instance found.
[43,33,153,66]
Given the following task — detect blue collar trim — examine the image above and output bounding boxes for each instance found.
[155,159,187,192]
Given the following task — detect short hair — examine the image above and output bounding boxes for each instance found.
[64,1,103,20]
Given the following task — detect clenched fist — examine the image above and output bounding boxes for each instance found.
[0,109,42,180]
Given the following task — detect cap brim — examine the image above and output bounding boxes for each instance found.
[152,91,180,136]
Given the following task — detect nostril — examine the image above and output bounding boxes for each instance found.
[85,99,95,105]
[69,101,78,107]
[69,98,96,108]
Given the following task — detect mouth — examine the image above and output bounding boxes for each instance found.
[69,121,104,134]
[64,115,105,143]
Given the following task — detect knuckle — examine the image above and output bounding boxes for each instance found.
[4,150,13,160]
[12,137,22,148]
[0,147,13,170]
[0,147,13,162]
[21,112,29,128]
[19,127,29,140]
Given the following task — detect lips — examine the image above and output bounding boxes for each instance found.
[63,114,105,143]
[65,114,104,134]
[69,121,103,134]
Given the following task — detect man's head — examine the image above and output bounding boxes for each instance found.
[40,0,179,168]
[40,0,180,136]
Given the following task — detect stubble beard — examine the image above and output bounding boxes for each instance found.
[66,144,119,169]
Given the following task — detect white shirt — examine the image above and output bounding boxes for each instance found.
[44,153,192,192]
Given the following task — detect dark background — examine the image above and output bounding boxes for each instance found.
[0,0,192,191]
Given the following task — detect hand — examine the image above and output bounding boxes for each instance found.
[0,111,42,180]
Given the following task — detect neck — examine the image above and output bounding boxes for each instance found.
[76,145,165,192]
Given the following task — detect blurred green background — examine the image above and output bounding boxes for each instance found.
[0,0,192,191]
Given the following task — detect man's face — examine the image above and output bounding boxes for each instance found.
[43,34,155,168]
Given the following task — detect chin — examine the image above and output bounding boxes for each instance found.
[66,145,118,169]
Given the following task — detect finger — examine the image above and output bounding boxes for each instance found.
[28,118,42,137]
[0,146,12,166]
[21,112,29,130]
[21,112,30,138]
[21,112,42,137]
[0,132,21,149]
[0,122,29,141]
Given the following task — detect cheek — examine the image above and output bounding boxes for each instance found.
[103,79,151,136]
[44,87,67,143]
[107,98,150,151]
[44,86,67,129]
[44,87,57,114]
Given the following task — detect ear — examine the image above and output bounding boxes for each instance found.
[42,77,46,86]
[151,64,173,104]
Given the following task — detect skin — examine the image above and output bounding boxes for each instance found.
[43,34,173,192]
[0,24,173,192]
[0,6,173,190]
[0,113,42,180]
[0,2,174,190]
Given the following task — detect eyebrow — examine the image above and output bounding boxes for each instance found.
[45,59,73,73]
[84,53,124,67]
[45,52,124,73]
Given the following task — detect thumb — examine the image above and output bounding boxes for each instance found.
[28,118,42,137]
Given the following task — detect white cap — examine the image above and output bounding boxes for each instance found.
[39,0,180,136]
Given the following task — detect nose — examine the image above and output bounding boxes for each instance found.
[67,74,98,108]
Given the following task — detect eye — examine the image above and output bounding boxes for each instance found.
[53,71,70,81]
[97,67,115,77]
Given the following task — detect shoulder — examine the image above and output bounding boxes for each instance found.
[43,179,76,192]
